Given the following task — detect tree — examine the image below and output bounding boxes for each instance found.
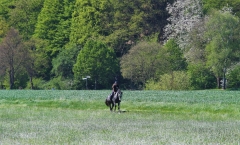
[70,0,172,57]
[23,38,50,89]
[70,0,113,47]
[163,0,203,49]
[145,71,190,90]
[120,41,166,88]
[202,0,240,17]
[227,65,240,89]
[164,39,187,72]
[53,0,75,52]
[163,39,187,89]
[187,63,216,89]
[185,20,206,64]
[9,0,44,40]
[0,0,15,20]
[106,0,172,56]
[34,0,74,57]
[73,40,119,89]
[0,17,9,41]
[205,10,240,89]
[52,44,80,79]
[34,0,61,57]
[0,28,27,89]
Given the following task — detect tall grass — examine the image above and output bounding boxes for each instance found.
[0,90,240,144]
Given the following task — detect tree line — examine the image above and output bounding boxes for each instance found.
[0,0,240,90]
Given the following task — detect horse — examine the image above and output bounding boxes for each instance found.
[105,89,123,112]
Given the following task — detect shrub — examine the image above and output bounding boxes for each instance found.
[227,65,240,89]
[42,77,74,90]
[187,63,216,90]
[26,78,46,90]
[145,71,191,90]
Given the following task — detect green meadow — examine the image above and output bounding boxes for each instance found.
[0,90,240,144]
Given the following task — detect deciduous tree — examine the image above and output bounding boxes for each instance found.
[70,0,112,47]
[0,17,9,40]
[205,10,240,89]
[34,0,74,57]
[163,0,203,49]
[120,41,166,88]
[0,28,27,89]
[73,40,119,89]
[52,44,80,79]
[23,38,50,89]
[202,0,240,17]
[9,0,44,40]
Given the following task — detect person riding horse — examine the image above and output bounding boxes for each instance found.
[105,81,122,112]
[110,81,120,101]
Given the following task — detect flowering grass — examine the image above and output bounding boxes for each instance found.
[0,90,240,144]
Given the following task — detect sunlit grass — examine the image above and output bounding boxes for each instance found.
[0,90,240,144]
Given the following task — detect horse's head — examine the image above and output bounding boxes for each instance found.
[116,90,122,101]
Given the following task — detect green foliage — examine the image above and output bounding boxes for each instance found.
[26,38,51,81]
[0,0,15,20]
[227,65,240,89]
[144,39,188,90]
[145,71,191,90]
[205,10,240,79]
[1,69,29,89]
[34,0,74,57]
[0,18,9,40]
[53,0,75,52]
[26,77,46,90]
[73,40,119,89]
[121,41,166,87]
[202,0,240,16]
[0,28,27,89]
[70,0,171,56]
[187,63,216,89]
[9,0,44,40]
[14,70,29,89]
[2,0,240,90]
[2,67,28,90]
[70,0,112,47]
[52,44,80,78]
[42,76,73,90]
[164,39,187,72]
[106,0,171,55]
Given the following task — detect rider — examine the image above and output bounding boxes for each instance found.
[110,81,119,100]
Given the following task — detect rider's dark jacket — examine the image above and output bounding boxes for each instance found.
[112,83,119,92]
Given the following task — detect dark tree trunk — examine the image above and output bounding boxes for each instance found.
[217,77,220,89]
[30,76,33,90]
[9,69,14,89]
[222,68,226,90]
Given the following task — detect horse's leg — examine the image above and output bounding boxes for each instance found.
[118,102,120,112]
[114,102,117,112]
[110,102,113,111]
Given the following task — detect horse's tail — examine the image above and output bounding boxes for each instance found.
[105,98,111,106]
[105,94,112,107]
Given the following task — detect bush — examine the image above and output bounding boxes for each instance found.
[42,77,74,90]
[145,71,190,90]
[26,78,46,90]
[187,63,216,90]
[227,65,240,89]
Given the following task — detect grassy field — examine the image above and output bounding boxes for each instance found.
[0,90,240,144]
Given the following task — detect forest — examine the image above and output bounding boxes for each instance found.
[0,0,240,90]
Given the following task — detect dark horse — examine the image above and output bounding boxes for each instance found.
[105,89,123,112]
